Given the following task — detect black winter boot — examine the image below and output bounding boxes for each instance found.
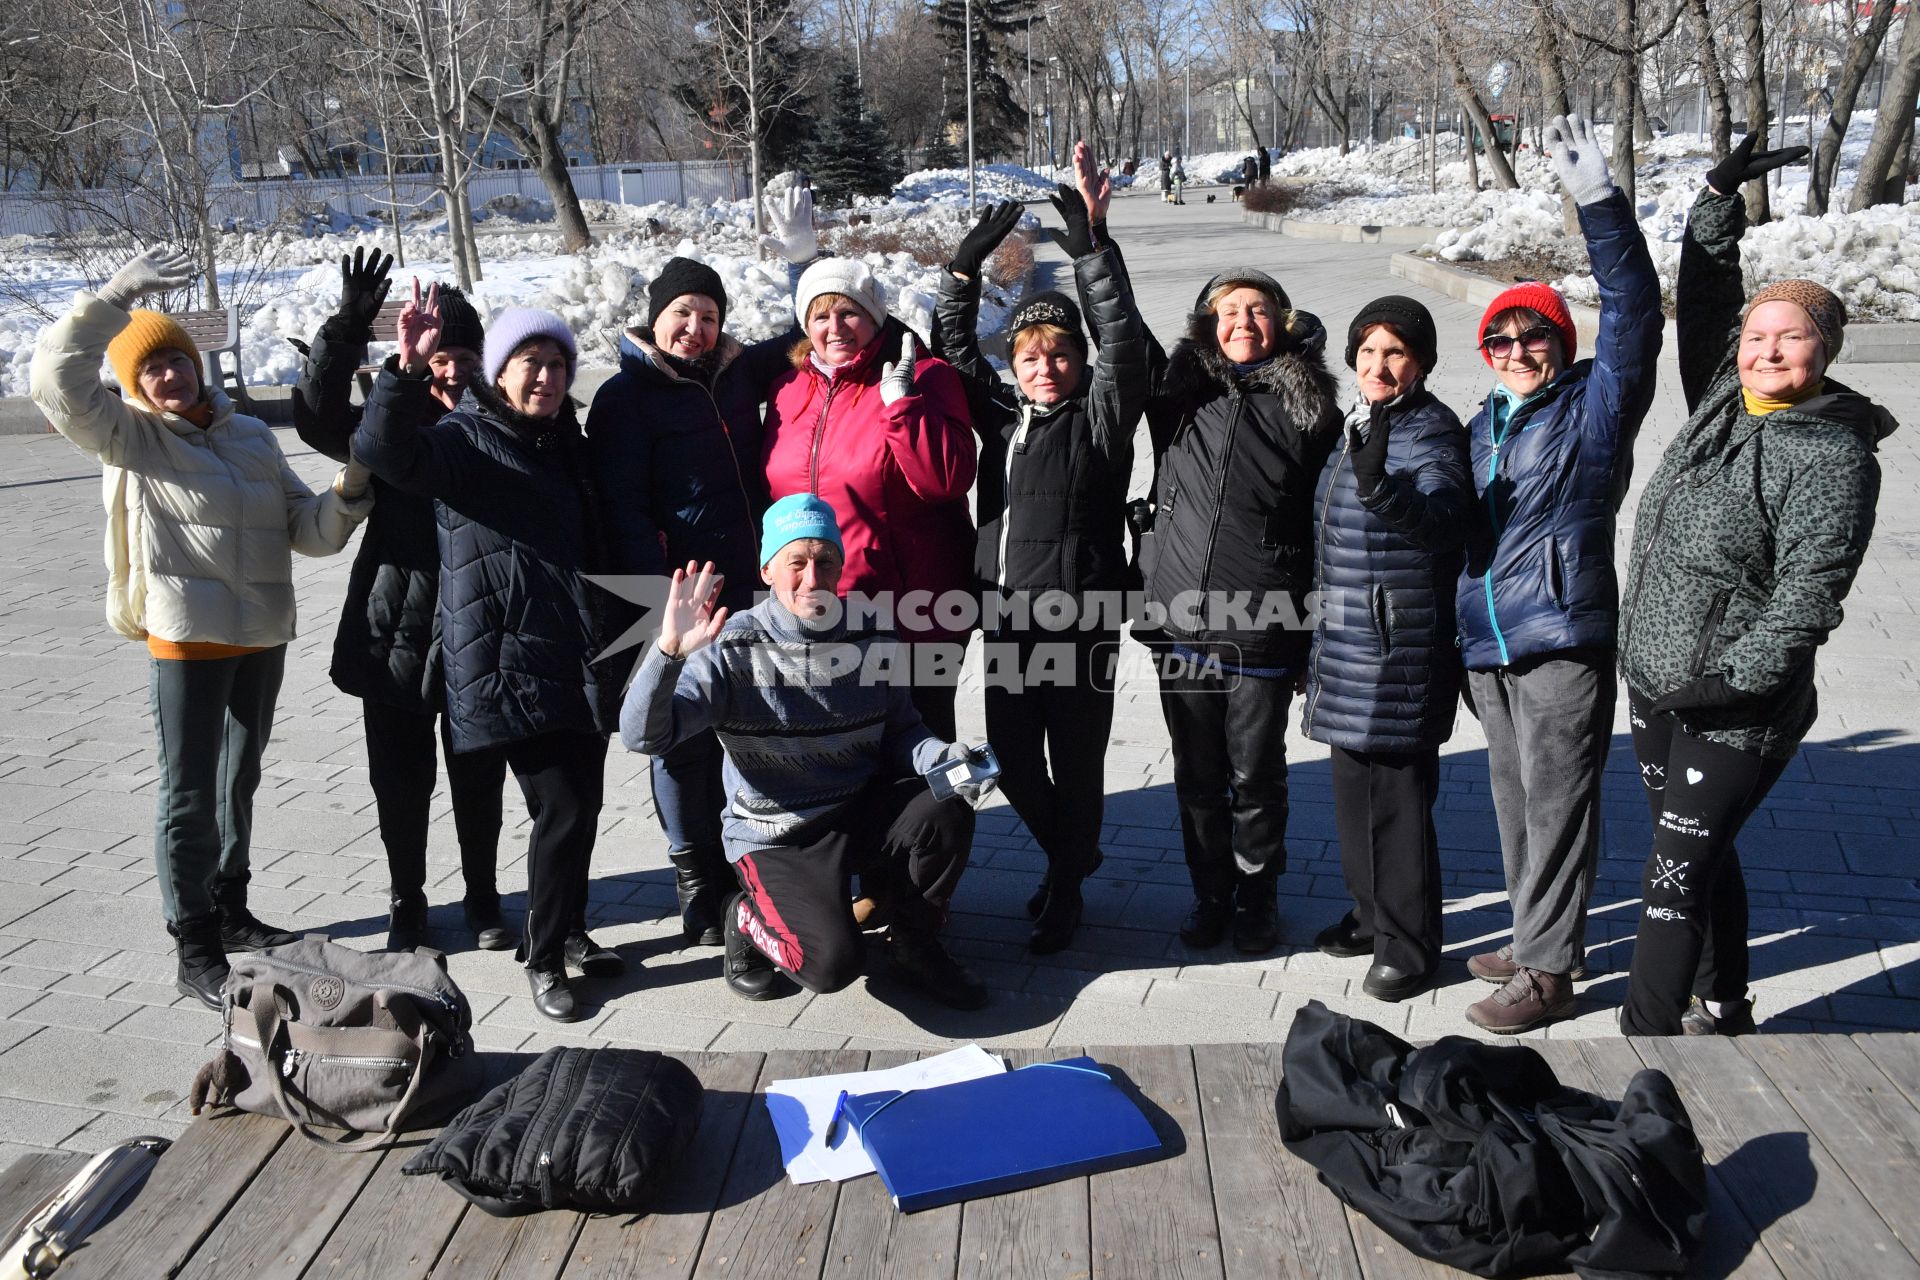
[216,905,298,953]
[889,927,989,1010]
[669,847,730,947]
[170,918,231,1011]
[722,893,780,1001]
[1028,879,1084,956]
[1231,875,1281,955]
[463,893,514,951]
[386,895,428,952]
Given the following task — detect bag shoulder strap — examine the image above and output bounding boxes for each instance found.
[247,989,437,1153]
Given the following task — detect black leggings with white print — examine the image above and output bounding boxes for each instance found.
[1620,689,1788,1036]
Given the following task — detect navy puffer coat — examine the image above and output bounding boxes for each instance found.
[355,361,620,753]
[1455,190,1663,671]
[1302,389,1471,752]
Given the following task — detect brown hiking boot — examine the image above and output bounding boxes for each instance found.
[1467,944,1584,985]
[1465,967,1575,1034]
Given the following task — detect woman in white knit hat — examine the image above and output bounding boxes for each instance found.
[760,256,978,740]
[355,285,622,1023]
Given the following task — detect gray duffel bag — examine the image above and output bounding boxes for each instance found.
[190,935,482,1150]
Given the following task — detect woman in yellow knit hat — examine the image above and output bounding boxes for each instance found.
[29,245,374,1009]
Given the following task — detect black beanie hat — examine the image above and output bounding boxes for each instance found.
[435,284,485,355]
[647,257,728,328]
[1192,267,1291,315]
[1345,295,1438,373]
[1008,290,1086,347]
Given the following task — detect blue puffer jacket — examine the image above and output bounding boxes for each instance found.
[1302,388,1472,752]
[355,361,620,753]
[585,329,790,614]
[1455,190,1663,671]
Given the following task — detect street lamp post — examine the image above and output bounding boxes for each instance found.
[965,0,976,210]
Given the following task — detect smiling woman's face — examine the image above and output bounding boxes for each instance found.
[1738,300,1827,400]
[807,295,878,366]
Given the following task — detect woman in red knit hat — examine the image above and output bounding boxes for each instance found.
[1454,115,1664,1034]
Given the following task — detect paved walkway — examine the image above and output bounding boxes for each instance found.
[0,192,1915,1166]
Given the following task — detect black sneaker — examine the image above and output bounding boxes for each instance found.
[889,928,989,1010]
[1179,897,1234,949]
[385,896,427,952]
[722,894,780,1001]
[563,931,624,977]
[217,907,299,953]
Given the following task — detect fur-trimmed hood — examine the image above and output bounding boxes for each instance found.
[1165,305,1343,437]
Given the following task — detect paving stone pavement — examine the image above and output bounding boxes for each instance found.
[0,191,1916,1166]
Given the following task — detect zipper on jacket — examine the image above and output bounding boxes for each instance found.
[996,403,1035,591]
[1197,388,1246,599]
[699,383,760,562]
[1482,433,1512,666]
[1303,431,1352,734]
[807,377,843,495]
[1621,472,1683,664]
[1688,589,1730,678]
[538,1150,556,1210]
[522,1050,589,1205]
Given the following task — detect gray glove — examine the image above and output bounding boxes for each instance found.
[934,742,998,806]
[98,246,197,311]
[1545,113,1613,206]
[879,330,918,406]
[759,185,819,264]
[338,457,373,500]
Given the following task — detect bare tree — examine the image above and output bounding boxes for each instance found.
[1736,0,1770,221]
[1807,0,1894,214]
[1436,5,1517,189]
[687,0,812,234]
[468,0,597,251]
[1848,2,1920,210]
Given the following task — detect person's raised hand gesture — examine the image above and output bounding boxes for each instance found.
[397,278,442,375]
[1705,132,1810,196]
[658,560,729,658]
[1073,139,1112,227]
[98,245,197,311]
[948,200,1024,281]
[760,185,819,264]
[1544,114,1614,207]
[338,246,394,332]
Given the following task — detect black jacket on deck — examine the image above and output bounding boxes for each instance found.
[1301,388,1471,753]
[585,329,790,615]
[933,242,1146,609]
[1278,1001,1708,1280]
[354,361,619,753]
[292,318,445,712]
[1143,304,1343,669]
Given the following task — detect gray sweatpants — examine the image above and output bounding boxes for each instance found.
[1465,650,1614,975]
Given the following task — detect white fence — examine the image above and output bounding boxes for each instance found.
[0,159,744,240]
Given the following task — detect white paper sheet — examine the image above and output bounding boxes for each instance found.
[764,1044,1006,1183]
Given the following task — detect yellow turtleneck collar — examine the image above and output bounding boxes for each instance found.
[1742,380,1824,417]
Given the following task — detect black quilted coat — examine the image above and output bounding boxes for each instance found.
[1301,388,1471,752]
[354,360,619,753]
[292,318,445,711]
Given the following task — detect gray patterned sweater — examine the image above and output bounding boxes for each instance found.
[620,599,947,858]
[1618,189,1896,759]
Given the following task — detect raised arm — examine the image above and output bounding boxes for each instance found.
[620,562,733,754]
[934,200,1025,395]
[293,248,392,463]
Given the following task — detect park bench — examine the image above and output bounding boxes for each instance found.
[354,295,410,400]
[4,1033,1918,1278]
[172,308,255,414]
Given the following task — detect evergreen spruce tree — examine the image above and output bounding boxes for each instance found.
[808,71,905,206]
[928,0,1029,158]
[921,133,963,170]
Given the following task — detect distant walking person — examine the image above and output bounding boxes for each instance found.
[31,247,372,1008]
[293,250,512,954]
[1618,136,1891,1037]
[1455,115,1662,1034]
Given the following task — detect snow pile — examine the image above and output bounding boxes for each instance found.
[892,164,1060,204]
[1427,190,1569,261]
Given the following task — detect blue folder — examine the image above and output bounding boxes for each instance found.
[841,1056,1164,1212]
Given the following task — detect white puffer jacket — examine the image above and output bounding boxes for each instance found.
[30,293,373,647]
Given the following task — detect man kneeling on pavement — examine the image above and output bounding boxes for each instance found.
[621,494,991,1010]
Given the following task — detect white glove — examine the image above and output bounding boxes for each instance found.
[97,246,197,311]
[1545,113,1614,207]
[879,331,918,406]
[338,457,373,500]
[759,185,818,264]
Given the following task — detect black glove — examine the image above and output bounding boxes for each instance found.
[1047,182,1100,259]
[948,201,1023,280]
[336,246,394,334]
[1650,672,1752,715]
[1348,402,1391,496]
[1705,133,1810,196]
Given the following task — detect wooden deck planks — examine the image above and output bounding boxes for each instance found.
[819,1049,963,1280]
[1190,1041,1361,1280]
[58,1108,289,1280]
[1633,1035,1920,1280]
[0,1149,86,1241]
[1740,1035,1920,1270]
[429,1198,584,1280]
[290,1127,471,1280]
[690,1049,868,1280]
[174,1118,394,1280]
[1088,1043,1223,1280]
[954,1047,1091,1280]
[561,1051,766,1280]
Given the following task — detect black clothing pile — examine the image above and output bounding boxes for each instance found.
[1277,1001,1708,1279]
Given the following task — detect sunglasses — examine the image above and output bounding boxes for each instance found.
[1480,325,1558,359]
